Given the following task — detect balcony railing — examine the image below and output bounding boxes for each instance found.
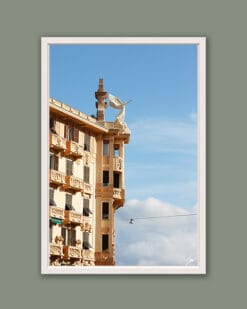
[50,133,66,151]
[50,170,66,186]
[49,243,63,256]
[82,250,95,262]
[64,175,84,191]
[49,206,65,220]
[82,216,92,232]
[64,210,83,225]
[113,188,124,200]
[84,182,93,195]
[113,157,123,171]
[63,246,81,260]
[65,140,83,158]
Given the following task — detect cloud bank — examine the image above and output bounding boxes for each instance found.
[115,197,198,266]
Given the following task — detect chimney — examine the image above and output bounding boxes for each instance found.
[95,78,108,121]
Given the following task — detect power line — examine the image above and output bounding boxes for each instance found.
[129,213,198,224]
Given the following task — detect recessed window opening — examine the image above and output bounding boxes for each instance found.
[84,133,90,151]
[102,234,109,251]
[113,172,120,188]
[102,202,109,219]
[83,198,92,216]
[66,159,73,176]
[49,188,56,206]
[50,154,59,171]
[103,140,109,156]
[65,193,74,210]
[103,171,109,186]
[114,144,120,157]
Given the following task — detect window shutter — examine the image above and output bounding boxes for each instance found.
[66,160,73,176]
[73,128,79,143]
[49,221,53,243]
[54,156,59,171]
[83,198,89,208]
[49,188,56,206]
[68,127,73,141]
[64,124,68,138]
[71,229,76,246]
[65,194,72,210]
[84,133,90,151]
[83,199,90,216]
[83,232,91,249]
[61,228,67,245]
[84,166,90,183]
[50,154,59,171]
[50,118,56,133]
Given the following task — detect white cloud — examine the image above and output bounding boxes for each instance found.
[128,117,197,155]
[115,197,198,266]
[124,116,198,206]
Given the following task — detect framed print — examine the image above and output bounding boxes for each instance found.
[41,37,206,274]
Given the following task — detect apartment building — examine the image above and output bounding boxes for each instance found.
[49,79,130,266]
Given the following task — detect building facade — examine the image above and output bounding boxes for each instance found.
[49,79,130,266]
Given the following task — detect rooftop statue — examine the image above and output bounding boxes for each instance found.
[108,94,132,126]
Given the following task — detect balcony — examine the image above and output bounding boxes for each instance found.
[82,250,95,262]
[95,252,115,265]
[84,182,93,195]
[50,133,66,152]
[65,140,83,158]
[84,151,94,165]
[113,188,124,200]
[63,246,81,260]
[64,210,83,225]
[113,157,123,171]
[49,243,63,256]
[50,169,66,186]
[113,188,125,210]
[64,175,83,192]
[49,206,65,220]
[82,216,92,232]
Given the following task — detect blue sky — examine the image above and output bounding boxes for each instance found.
[50,43,198,266]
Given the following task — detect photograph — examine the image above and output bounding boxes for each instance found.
[41,37,206,274]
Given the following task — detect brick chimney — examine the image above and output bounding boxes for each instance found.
[95,78,108,121]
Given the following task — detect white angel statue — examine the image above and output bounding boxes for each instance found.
[108,93,131,125]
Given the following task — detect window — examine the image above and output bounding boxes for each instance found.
[61,227,76,246]
[113,172,120,188]
[102,202,109,219]
[64,125,79,143]
[49,188,56,206]
[66,159,73,176]
[103,140,109,156]
[102,234,109,251]
[83,198,92,216]
[114,144,120,157]
[50,118,57,134]
[103,171,109,186]
[50,154,59,171]
[49,221,54,243]
[83,232,91,249]
[65,193,74,210]
[84,166,90,183]
[68,127,73,141]
[84,133,90,151]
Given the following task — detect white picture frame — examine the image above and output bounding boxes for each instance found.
[41,37,206,275]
